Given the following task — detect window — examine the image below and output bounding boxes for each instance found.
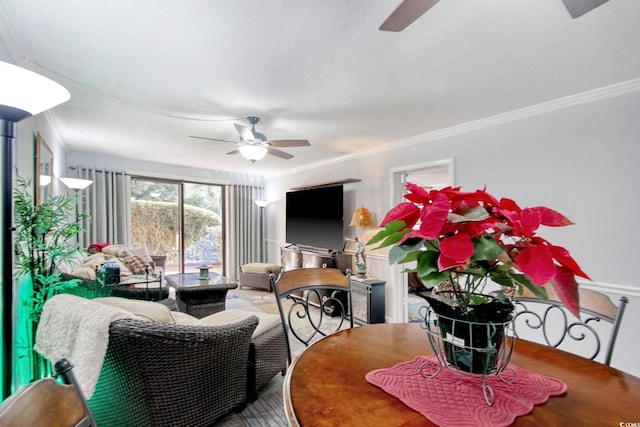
[130,178,224,275]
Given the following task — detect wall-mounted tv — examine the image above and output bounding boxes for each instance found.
[286,185,344,251]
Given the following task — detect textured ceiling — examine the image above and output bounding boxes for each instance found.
[1,0,639,176]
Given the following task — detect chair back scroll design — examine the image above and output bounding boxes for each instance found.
[0,359,96,427]
[513,286,628,365]
[271,268,354,364]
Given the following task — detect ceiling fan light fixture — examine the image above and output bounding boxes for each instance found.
[238,145,268,162]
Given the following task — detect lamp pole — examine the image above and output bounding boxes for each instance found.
[254,200,269,262]
[1,119,16,399]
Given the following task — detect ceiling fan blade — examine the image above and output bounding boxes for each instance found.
[266,147,294,160]
[379,0,439,32]
[189,135,237,144]
[234,123,255,141]
[267,139,311,148]
[226,149,240,155]
[561,0,608,18]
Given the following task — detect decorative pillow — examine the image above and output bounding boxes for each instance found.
[58,252,87,274]
[128,245,154,264]
[95,297,175,324]
[101,244,132,258]
[71,266,96,281]
[120,255,154,275]
[82,253,109,269]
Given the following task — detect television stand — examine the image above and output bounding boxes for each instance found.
[295,244,335,255]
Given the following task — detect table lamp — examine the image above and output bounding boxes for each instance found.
[349,206,374,278]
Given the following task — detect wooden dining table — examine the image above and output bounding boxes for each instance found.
[283,323,640,426]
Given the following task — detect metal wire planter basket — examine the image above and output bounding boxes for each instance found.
[419,305,517,406]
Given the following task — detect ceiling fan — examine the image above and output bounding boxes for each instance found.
[189,116,310,162]
[379,0,610,32]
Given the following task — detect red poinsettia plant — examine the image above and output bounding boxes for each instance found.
[368,184,590,318]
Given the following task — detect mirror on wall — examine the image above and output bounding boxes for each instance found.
[35,132,53,205]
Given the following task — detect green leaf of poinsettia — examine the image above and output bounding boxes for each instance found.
[416,251,440,277]
[367,220,409,248]
[471,236,504,262]
[418,271,450,288]
[388,239,424,264]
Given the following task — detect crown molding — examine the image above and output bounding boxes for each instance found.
[270,78,640,178]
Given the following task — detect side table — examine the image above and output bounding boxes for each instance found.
[165,273,238,318]
[351,277,386,324]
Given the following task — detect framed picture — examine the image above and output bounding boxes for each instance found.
[35,132,53,205]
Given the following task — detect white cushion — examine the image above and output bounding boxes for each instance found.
[95,297,175,324]
[199,309,281,338]
[170,311,202,326]
[241,263,280,274]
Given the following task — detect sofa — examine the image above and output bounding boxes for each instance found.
[59,244,169,301]
[35,295,288,426]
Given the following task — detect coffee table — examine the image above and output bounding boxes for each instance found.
[165,273,238,318]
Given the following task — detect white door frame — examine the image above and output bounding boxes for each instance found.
[387,158,454,322]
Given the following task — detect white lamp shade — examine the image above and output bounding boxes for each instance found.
[60,177,93,190]
[0,61,70,122]
[238,145,268,162]
[254,200,269,208]
[39,175,52,187]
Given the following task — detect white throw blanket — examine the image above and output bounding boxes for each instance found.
[35,294,140,398]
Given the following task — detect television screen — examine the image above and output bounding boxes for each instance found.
[286,185,344,251]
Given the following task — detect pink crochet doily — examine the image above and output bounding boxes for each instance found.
[365,354,567,427]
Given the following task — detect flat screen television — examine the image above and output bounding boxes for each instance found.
[286,185,344,251]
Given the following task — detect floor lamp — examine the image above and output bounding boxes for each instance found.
[254,200,269,262]
[0,61,70,398]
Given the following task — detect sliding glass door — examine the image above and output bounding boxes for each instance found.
[130,178,224,275]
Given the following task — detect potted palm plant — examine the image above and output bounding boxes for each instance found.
[369,184,589,374]
[13,175,90,381]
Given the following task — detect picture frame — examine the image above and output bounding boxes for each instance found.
[35,132,53,205]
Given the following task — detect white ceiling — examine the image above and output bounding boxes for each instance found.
[1,0,639,176]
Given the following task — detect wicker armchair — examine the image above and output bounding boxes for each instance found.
[87,316,258,427]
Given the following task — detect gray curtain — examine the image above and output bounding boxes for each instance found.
[226,184,264,278]
[72,166,130,249]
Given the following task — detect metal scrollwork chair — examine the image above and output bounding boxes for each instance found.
[271,267,354,364]
[513,286,628,365]
[0,359,96,427]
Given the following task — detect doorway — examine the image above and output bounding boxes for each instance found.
[389,159,454,322]
[130,177,225,275]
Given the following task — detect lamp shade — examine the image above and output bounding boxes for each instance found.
[238,145,268,162]
[0,61,70,122]
[254,200,269,208]
[39,175,52,187]
[60,177,93,190]
[349,206,374,227]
